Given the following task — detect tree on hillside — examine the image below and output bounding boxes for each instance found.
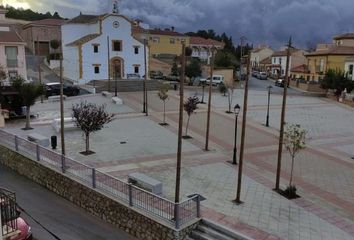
[185,58,202,84]
[11,76,43,130]
[72,101,115,155]
[50,39,61,60]
[183,96,199,138]
[4,5,64,21]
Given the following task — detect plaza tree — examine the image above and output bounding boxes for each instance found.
[283,123,307,198]
[12,76,44,130]
[183,96,199,138]
[218,82,227,96]
[157,84,170,126]
[226,82,236,113]
[72,101,115,155]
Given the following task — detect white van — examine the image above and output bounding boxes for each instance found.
[203,75,224,86]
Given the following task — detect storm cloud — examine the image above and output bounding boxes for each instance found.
[23,0,354,48]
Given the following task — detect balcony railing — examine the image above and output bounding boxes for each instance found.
[6,59,18,68]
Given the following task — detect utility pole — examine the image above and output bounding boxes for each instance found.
[205,46,215,151]
[37,38,43,103]
[107,36,111,92]
[59,58,65,156]
[275,37,292,190]
[174,40,186,205]
[239,36,247,80]
[143,38,148,115]
[0,209,3,240]
[234,55,250,204]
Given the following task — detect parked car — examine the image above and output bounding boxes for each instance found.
[127,73,141,79]
[45,82,80,97]
[259,72,268,80]
[165,74,179,82]
[252,71,260,77]
[11,217,33,240]
[149,71,164,80]
[275,79,284,87]
[199,75,224,86]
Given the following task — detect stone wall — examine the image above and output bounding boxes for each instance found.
[0,146,200,240]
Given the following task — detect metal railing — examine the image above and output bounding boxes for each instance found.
[0,188,18,237]
[0,130,200,228]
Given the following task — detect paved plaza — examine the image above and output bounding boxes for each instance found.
[3,86,354,240]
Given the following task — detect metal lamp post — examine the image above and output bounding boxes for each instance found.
[232,104,241,165]
[266,85,272,127]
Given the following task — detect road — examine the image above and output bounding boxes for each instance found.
[0,165,137,240]
[248,76,301,95]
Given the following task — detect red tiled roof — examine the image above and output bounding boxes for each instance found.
[66,14,104,24]
[147,29,185,37]
[333,33,354,40]
[66,33,100,46]
[29,18,66,26]
[291,64,308,73]
[306,46,354,56]
[260,57,271,65]
[189,36,224,47]
[0,31,24,43]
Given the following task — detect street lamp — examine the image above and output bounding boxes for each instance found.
[266,85,272,127]
[232,104,241,165]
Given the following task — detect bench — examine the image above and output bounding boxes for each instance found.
[48,95,67,102]
[128,173,163,195]
[27,133,50,147]
[112,96,123,105]
[51,117,78,133]
[101,91,113,98]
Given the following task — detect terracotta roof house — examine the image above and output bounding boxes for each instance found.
[0,29,27,81]
[21,18,66,56]
[134,26,189,57]
[189,36,224,63]
[332,32,354,47]
[250,45,273,69]
[270,49,307,77]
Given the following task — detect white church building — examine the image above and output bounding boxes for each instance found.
[61,1,148,84]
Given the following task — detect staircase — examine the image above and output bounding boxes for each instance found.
[89,79,164,93]
[187,220,254,240]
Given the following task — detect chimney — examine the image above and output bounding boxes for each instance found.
[171,26,175,32]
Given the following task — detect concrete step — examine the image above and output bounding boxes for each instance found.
[190,229,215,240]
[197,225,235,240]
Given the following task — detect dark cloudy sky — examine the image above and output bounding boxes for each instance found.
[4,0,354,49]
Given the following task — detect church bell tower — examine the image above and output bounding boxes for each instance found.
[110,0,121,14]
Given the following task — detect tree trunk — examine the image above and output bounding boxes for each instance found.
[185,115,191,136]
[228,93,231,112]
[289,156,295,186]
[85,133,90,153]
[163,100,166,124]
[25,106,31,129]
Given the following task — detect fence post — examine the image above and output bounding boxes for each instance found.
[128,183,133,206]
[61,155,66,173]
[92,168,96,188]
[196,195,201,218]
[14,135,18,151]
[36,144,40,161]
[175,203,180,229]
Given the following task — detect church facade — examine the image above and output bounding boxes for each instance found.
[61,1,148,84]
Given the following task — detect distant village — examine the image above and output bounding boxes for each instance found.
[0,1,354,89]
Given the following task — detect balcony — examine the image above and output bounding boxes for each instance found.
[6,59,18,68]
[315,65,324,74]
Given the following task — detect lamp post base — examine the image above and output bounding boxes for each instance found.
[232,199,243,205]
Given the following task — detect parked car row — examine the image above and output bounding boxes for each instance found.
[45,82,80,98]
[252,71,268,80]
[198,75,224,86]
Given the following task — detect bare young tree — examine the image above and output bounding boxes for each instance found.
[183,96,199,138]
[226,82,235,113]
[283,123,307,198]
[157,84,170,126]
[72,101,115,155]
